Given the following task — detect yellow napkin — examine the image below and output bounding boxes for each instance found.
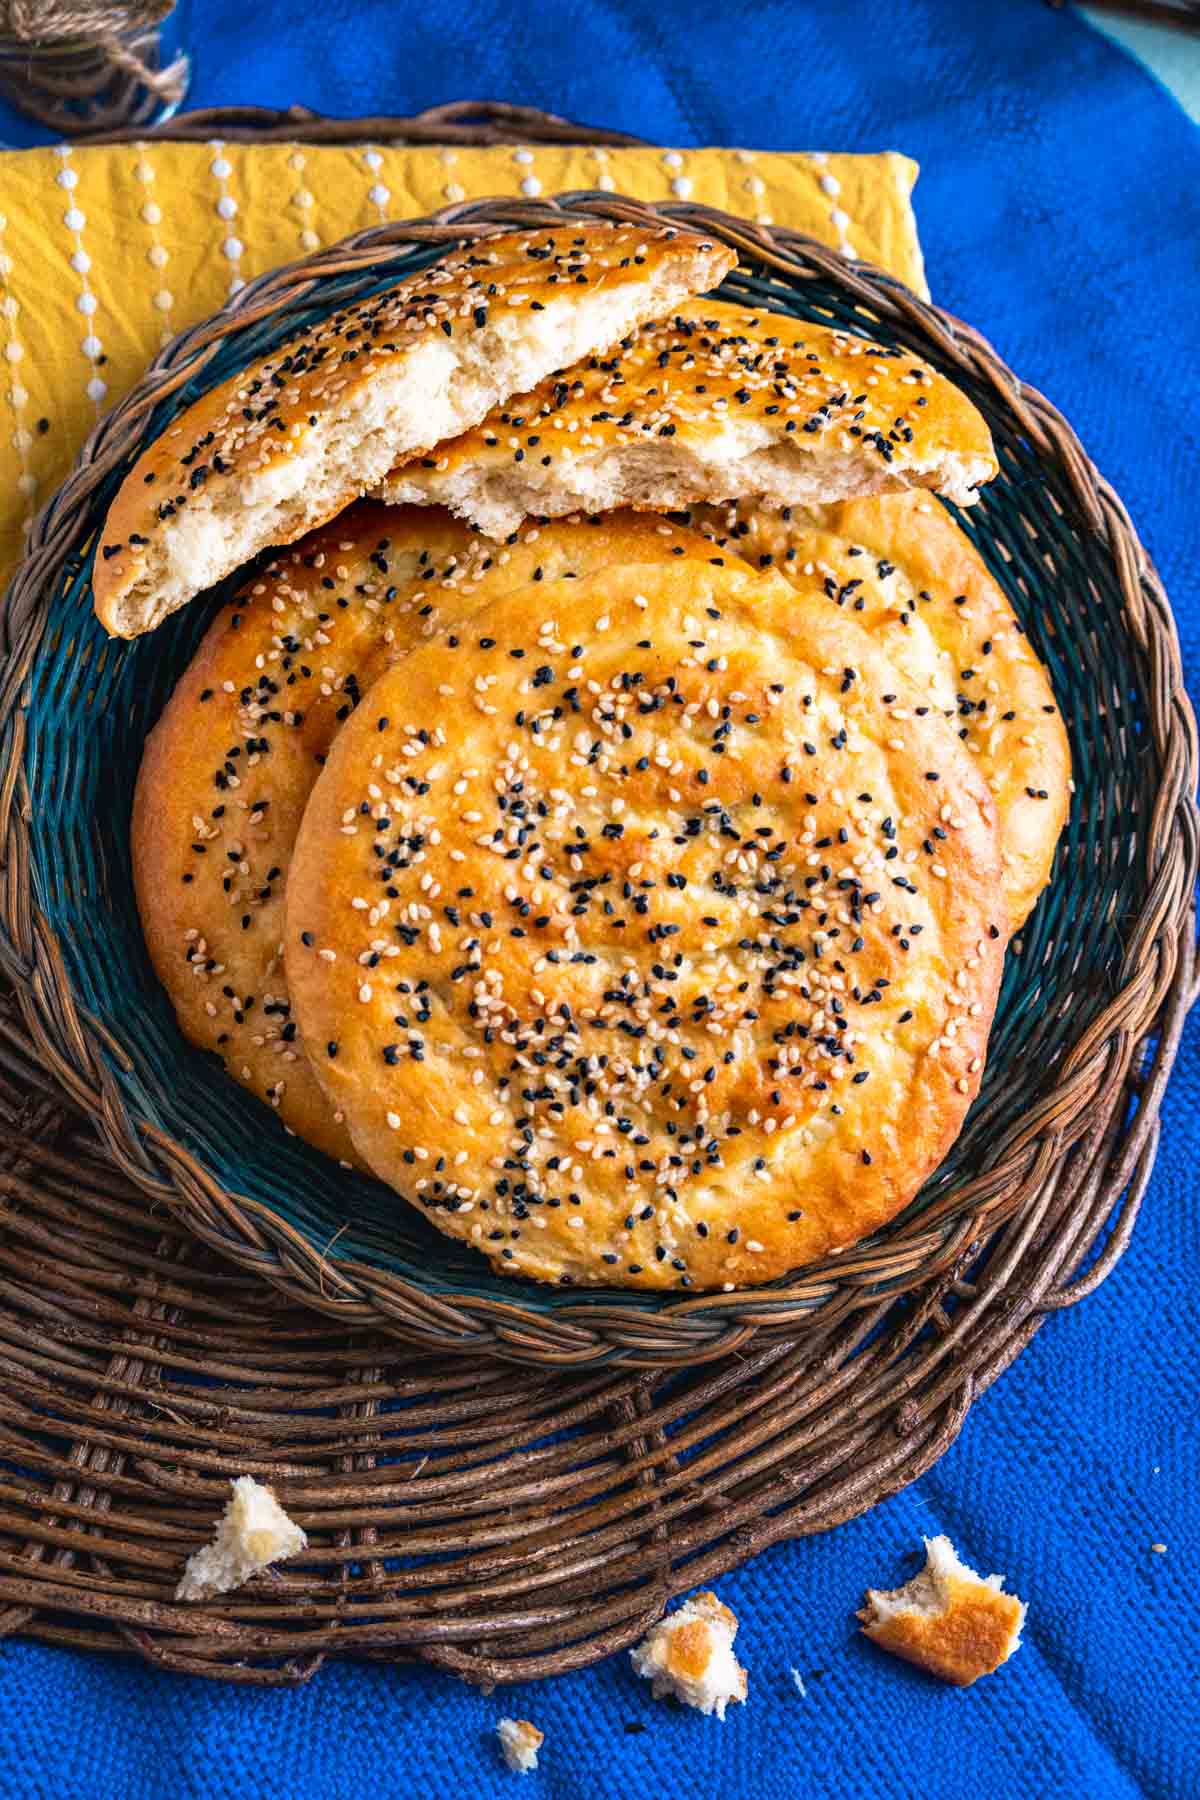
[0,140,927,590]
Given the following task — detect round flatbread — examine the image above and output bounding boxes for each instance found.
[688,493,1070,928]
[285,562,1007,1289]
[380,297,997,536]
[133,503,733,1163]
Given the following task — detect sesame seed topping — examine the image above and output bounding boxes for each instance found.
[279,560,1006,1290]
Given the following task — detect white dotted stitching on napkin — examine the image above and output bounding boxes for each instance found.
[438,147,465,205]
[362,146,391,221]
[208,141,244,294]
[0,208,35,529]
[513,148,542,199]
[55,146,107,412]
[662,152,692,202]
[288,148,321,253]
[736,151,773,226]
[587,146,616,193]
[808,153,856,260]
[133,143,174,344]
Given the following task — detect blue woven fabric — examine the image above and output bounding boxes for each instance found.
[1,2,1197,1794]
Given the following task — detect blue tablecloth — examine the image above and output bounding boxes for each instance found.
[1,2,1197,1794]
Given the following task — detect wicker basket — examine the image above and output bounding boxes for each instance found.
[0,103,1194,1684]
[1,193,1196,1369]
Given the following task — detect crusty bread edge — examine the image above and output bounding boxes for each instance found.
[95,233,736,638]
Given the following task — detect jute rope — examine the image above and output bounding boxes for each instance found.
[0,0,187,132]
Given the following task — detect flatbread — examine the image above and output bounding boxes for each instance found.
[379,298,997,536]
[96,224,735,635]
[285,561,1007,1287]
[688,493,1070,927]
[133,503,730,1162]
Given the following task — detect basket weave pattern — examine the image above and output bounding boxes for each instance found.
[0,105,1194,1681]
[0,986,1175,1684]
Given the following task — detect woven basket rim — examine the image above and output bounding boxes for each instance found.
[70,99,652,148]
[1,189,1196,1370]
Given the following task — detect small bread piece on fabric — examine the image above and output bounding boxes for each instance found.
[133,504,728,1163]
[630,1592,747,1719]
[690,493,1070,929]
[378,298,997,537]
[284,561,1008,1288]
[496,1719,544,1774]
[859,1535,1027,1687]
[94,223,735,637]
[175,1475,306,1601]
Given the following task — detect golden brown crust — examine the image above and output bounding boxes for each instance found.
[689,494,1071,929]
[380,297,997,525]
[285,561,1007,1288]
[96,224,736,635]
[132,504,728,1161]
[859,1541,1026,1688]
[860,1582,1025,1687]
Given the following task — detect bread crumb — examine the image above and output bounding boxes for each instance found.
[630,1591,748,1719]
[859,1535,1026,1688]
[1151,1543,1167,1554]
[790,1667,807,1697]
[175,1475,306,1601]
[496,1718,543,1773]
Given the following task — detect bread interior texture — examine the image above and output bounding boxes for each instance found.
[381,424,994,540]
[110,262,722,636]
